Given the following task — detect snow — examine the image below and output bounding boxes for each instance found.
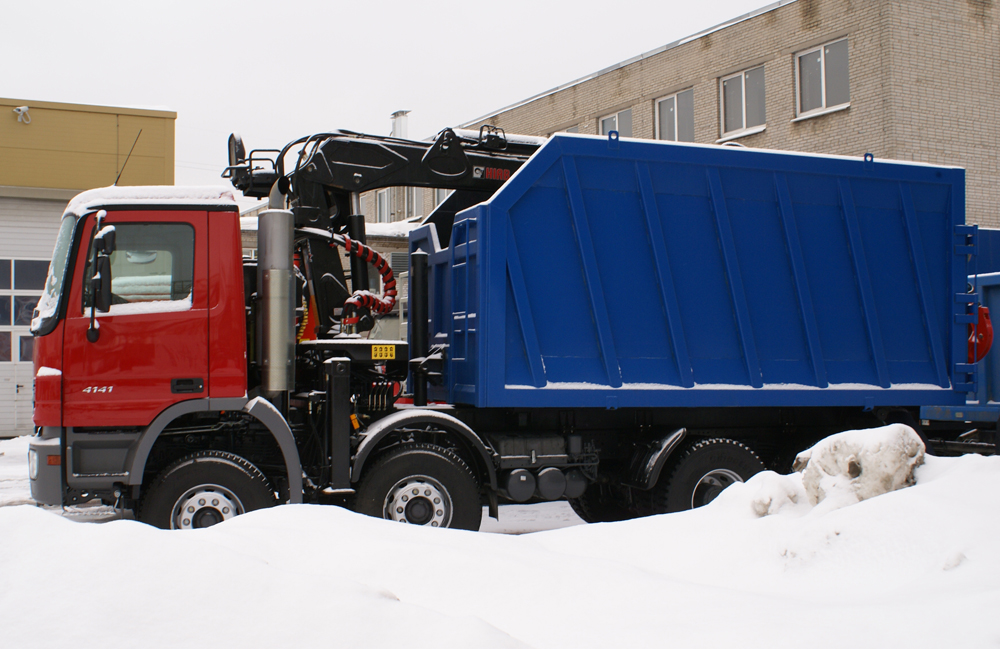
[97,294,192,317]
[793,424,925,507]
[65,185,237,216]
[2,431,999,648]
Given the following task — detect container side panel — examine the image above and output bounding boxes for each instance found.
[795,197,878,386]
[507,184,609,387]
[576,157,680,386]
[658,190,746,385]
[720,168,815,386]
[852,181,937,386]
[419,135,967,409]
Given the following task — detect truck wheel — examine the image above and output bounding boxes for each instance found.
[654,438,765,513]
[139,451,276,530]
[354,443,481,530]
[568,487,635,523]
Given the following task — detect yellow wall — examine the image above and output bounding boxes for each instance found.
[0,98,175,191]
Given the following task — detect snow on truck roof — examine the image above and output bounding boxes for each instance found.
[65,185,238,216]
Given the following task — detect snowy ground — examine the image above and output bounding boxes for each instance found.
[2,434,999,648]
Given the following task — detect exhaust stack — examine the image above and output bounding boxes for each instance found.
[257,209,295,397]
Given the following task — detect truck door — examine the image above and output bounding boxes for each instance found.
[62,210,209,427]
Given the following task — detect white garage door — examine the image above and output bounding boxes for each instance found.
[0,197,65,437]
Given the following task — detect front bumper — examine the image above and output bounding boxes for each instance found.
[28,435,62,506]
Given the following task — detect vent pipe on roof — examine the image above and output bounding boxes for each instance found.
[391,110,410,139]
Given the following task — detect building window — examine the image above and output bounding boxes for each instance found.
[376,188,391,223]
[796,38,849,117]
[600,109,632,137]
[405,187,422,219]
[0,258,49,363]
[656,89,695,142]
[720,66,766,137]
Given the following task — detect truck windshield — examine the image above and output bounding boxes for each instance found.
[30,215,78,336]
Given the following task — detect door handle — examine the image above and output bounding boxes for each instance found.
[171,378,204,394]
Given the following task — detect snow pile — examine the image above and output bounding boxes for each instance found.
[744,424,925,518]
[2,432,999,648]
[794,424,925,507]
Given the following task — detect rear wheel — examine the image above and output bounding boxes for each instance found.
[354,443,481,531]
[653,438,765,513]
[139,451,276,530]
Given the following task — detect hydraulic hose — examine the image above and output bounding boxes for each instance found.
[331,234,397,326]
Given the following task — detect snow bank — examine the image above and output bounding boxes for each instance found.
[2,431,999,649]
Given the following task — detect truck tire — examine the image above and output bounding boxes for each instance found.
[354,443,481,531]
[139,451,276,530]
[568,487,636,523]
[653,438,765,513]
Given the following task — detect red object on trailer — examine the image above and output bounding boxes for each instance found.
[969,305,993,363]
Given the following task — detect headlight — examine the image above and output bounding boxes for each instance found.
[28,449,38,480]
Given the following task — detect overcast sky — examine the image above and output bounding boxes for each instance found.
[7,0,770,198]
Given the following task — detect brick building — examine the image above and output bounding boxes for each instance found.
[459,0,998,227]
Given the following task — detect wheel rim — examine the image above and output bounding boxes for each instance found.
[171,484,245,530]
[690,469,743,509]
[383,475,452,527]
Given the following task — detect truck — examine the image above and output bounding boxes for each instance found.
[26,128,994,530]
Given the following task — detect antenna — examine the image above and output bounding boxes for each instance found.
[114,129,142,186]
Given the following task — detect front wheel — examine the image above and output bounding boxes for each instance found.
[139,451,276,530]
[653,438,765,513]
[354,443,481,530]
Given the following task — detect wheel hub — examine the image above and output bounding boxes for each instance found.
[384,475,451,527]
[172,484,244,530]
[691,469,743,509]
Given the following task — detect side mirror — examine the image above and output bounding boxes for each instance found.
[94,225,116,255]
[228,133,246,166]
[93,255,112,313]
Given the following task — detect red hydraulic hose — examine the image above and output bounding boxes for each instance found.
[332,234,397,326]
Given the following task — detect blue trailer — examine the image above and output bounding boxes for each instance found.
[407,132,987,521]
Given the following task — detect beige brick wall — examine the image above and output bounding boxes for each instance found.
[885,0,999,226]
[463,0,997,226]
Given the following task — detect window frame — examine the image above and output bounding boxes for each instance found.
[718,65,767,141]
[794,37,850,120]
[655,88,695,142]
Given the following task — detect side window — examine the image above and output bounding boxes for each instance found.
[84,222,195,311]
[720,66,766,138]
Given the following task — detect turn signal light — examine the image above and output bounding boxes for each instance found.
[47,455,61,466]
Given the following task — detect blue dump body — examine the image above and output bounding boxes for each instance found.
[410,134,973,410]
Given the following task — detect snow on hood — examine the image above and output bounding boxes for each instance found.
[65,186,237,216]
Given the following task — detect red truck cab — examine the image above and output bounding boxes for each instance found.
[29,186,246,506]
